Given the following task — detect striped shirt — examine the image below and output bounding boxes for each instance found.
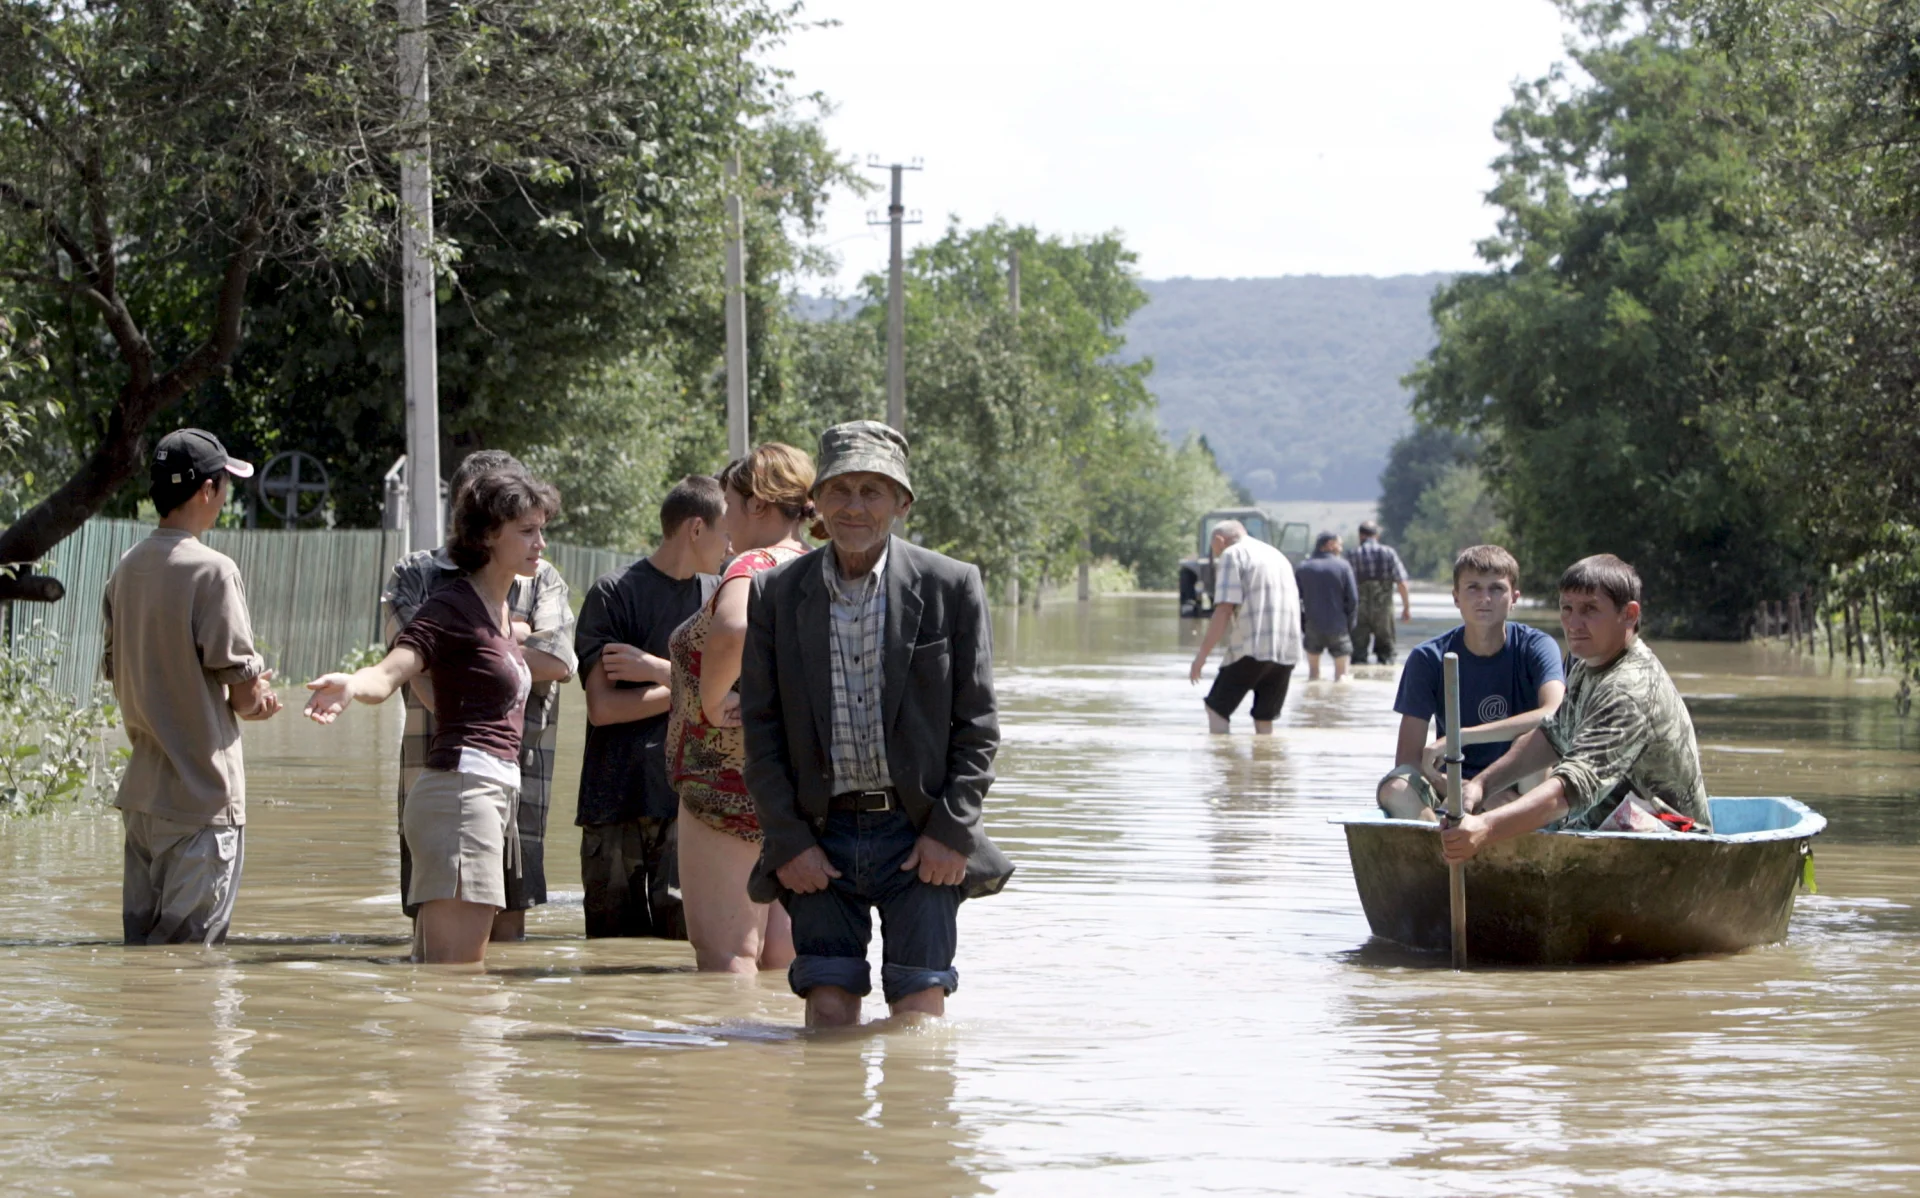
[1215,537,1302,666]
[1348,538,1409,584]
[823,545,893,793]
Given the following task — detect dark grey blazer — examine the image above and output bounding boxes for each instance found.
[741,537,1013,902]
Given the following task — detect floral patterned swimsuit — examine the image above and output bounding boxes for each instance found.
[665,544,805,841]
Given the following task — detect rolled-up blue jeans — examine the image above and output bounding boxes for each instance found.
[783,808,962,1005]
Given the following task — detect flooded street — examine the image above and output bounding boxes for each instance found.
[4,592,1919,1195]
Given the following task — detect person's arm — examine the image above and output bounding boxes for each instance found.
[741,571,834,890]
[100,584,114,684]
[1393,714,1430,769]
[1460,680,1565,746]
[914,564,998,887]
[1458,727,1562,812]
[195,566,279,720]
[1189,601,1236,684]
[1441,774,1570,863]
[1397,579,1413,622]
[582,660,670,727]
[303,646,425,723]
[1342,566,1359,624]
[697,575,750,725]
[517,566,578,683]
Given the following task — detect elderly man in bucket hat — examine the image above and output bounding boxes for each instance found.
[740,419,1012,1028]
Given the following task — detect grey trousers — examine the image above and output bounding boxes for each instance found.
[122,810,245,946]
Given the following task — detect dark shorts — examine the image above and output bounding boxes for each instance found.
[782,809,962,1006]
[1205,656,1295,722]
[580,817,685,939]
[1303,626,1354,659]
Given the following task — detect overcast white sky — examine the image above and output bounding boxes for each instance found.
[771,0,1573,291]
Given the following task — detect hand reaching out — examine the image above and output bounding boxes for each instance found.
[303,673,355,724]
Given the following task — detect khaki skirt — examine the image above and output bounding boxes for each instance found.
[402,768,519,909]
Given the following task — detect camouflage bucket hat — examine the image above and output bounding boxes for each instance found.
[814,420,913,499]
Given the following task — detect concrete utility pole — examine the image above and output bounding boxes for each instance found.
[1006,244,1021,607]
[397,0,441,554]
[866,158,922,432]
[724,151,750,459]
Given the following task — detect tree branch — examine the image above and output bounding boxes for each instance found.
[0,179,104,290]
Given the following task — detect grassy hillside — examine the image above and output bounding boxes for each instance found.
[1119,274,1449,501]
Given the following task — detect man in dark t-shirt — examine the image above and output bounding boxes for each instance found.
[1377,544,1566,821]
[573,476,726,937]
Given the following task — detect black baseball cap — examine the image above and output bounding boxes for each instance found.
[150,429,254,487]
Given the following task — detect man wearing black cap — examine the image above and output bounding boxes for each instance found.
[102,429,281,945]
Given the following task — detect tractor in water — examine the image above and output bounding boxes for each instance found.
[1178,508,1310,617]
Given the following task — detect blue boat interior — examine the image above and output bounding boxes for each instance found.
[1334,795,1825,842]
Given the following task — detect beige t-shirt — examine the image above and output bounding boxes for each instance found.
[103,528,266,826]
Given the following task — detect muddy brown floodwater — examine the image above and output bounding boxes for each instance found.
[4,593,1920,1195]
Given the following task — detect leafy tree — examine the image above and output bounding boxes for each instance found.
[0,0,794,560]
[1376,423,1478,546]
[1401,463,1510,580]
[1409,1,1804,635]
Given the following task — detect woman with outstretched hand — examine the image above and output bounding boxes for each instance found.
[304,468,561,964]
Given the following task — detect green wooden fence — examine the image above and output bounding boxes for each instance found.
[8,520,639,699]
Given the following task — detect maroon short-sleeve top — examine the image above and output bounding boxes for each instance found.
[393,579,531,777]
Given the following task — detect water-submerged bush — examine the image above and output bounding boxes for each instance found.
[0,622,125,816]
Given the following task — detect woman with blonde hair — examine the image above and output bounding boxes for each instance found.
[666,443,817,973]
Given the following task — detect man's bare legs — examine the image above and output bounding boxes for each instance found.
[1253,719,1274,735]
[1205,704,1230,734]
[806,983,944,1028]
[489,909,525,942]
[1334,654,1351,682]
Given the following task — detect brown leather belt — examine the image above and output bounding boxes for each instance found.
[828,789,896,813]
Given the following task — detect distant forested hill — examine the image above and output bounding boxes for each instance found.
[1119,275,1449,500]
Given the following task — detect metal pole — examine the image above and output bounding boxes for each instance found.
[724,151,749,459]
[886,164,906,433]
[398,0,441,555]
[1443,651,1468,969]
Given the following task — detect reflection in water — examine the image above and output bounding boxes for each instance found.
[0,595,1917,1193]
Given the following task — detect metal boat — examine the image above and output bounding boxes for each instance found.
[1332,796,1825,965]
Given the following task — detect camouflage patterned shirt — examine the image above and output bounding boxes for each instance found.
[1540,638,1711,832]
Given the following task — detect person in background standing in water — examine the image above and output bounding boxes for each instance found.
[571,476,726,938]
[305,468,562,963]
[1187,520,1302,734]
[667,444,816,973]
[381,450,576,942]
[1295,531,1359,682]
[1376,545,1564,821]
[104,429,281,946]
[1348,519,1412,665]
[742,420,1013,1028]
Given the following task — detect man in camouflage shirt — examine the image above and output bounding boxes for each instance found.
[1441,554,1709,863]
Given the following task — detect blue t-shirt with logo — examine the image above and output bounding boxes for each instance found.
[1393,623,1566,777]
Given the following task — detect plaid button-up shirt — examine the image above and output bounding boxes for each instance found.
[1348,538,1409,585]
[823,545,893,793]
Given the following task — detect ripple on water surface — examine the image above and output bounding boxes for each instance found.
[2,596,1918,1194]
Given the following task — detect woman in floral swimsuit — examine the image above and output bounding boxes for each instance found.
[667,443,817,973]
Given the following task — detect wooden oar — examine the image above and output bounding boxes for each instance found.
[1443,651,1468,969]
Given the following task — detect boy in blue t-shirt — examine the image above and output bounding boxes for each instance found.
[1376,545,1566,821]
